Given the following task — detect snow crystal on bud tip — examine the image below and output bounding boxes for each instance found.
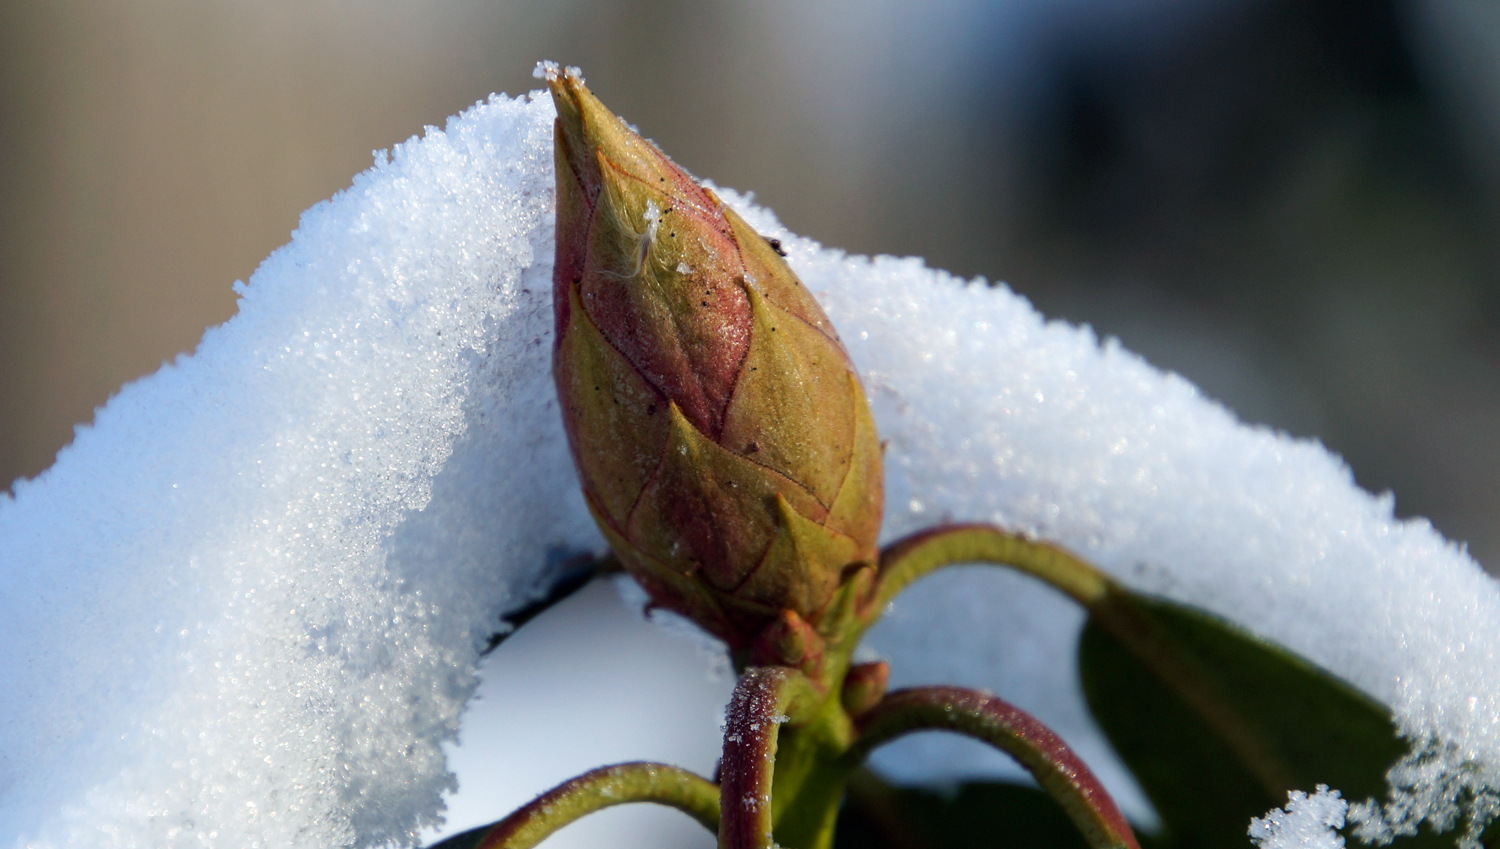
[532,60,584,83]
[1249,786,1347,849]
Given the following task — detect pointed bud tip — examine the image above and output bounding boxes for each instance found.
[533,60,584,85]
[539,61,641,203]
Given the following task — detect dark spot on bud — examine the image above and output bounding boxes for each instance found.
[647,404,658,416]
[701,300,709,307]
[746,441,760,453]
[764,237,787,257]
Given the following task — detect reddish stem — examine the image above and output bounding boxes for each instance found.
[718,667,807,849]
[851,686,1140,849]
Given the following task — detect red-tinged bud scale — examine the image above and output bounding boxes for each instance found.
[542,64,884,654]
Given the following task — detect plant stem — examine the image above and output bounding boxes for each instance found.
[767,692,857,849]
[871,523,1295,794]
[847,686,1140,849]
[719,666,851,849]
[871,523,1109,615]
[469,762,719,849]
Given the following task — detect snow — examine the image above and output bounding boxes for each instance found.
[431,579,729,849]
[0,91,580,848]
[736,202,1500,844]
[1250,787,1349,849]
[2,86,1499,848]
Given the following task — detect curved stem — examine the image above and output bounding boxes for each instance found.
[718,666,818,849]
[872,523,1111,615]
[471,762,720,849]
[871,523,1295,795]
[848,686,1140,849]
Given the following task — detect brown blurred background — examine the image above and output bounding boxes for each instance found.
[2,0,1498,566]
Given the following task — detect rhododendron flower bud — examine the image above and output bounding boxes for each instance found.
[542,64,883,651]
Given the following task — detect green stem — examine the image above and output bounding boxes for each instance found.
[848,687,1140,849]
[871,523,1295,796]
[768,694,858,849]
[469,762,720,849]
[871,523,1109,615]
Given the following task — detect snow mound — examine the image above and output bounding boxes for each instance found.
[2,87,1497,847]
[0,92,590,848]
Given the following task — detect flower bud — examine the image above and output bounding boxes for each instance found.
[542,65,883,649]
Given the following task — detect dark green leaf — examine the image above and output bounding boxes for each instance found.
[835,770,1153,849]
[1079,593,1454,848]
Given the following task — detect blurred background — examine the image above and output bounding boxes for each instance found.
[1,0,1497,563]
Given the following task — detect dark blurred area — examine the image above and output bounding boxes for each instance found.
[2,0,1497,565]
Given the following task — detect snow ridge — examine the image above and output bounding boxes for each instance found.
[2,89,1498,847]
